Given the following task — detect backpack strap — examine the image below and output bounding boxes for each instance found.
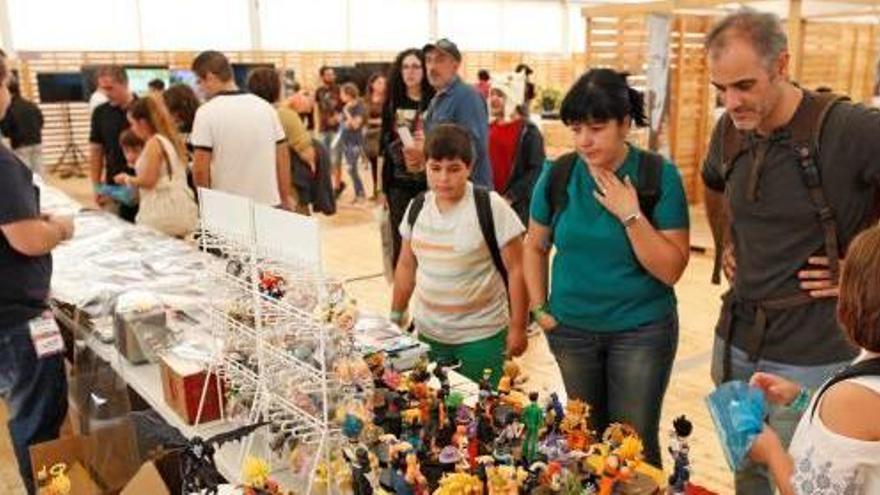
[636,150,664,221]
[407,192,427,229]
[407,188,509,288]
[810,357,880,421]
[546,151,578,244]
[788,90,849,281]
[712,114,746,285]
[473,186,509,288]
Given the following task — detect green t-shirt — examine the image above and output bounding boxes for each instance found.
[530,145,689,332]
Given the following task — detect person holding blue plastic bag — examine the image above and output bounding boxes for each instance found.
[747,226,880,495]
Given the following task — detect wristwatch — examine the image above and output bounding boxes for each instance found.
[622,211,642,227]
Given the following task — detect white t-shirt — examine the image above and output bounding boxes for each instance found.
[190,91,285,205]
[399,183,525,344]
[788,352,880,495]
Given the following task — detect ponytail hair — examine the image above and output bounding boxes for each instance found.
[560,68,648,128]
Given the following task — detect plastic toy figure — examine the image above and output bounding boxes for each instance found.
[560,400,592,453]
[521,391,544,463]
[343,413,365,443]
[434,472,484,495]
[496,361,526,395]
[597,454,630,495]
[545,392,565,435]
[342,445,376,495]
[667,415,693,494]
[493,412,523,465]
[37,463,71,495]
[405,452,429,495]
[242,456,283,495]
[258,270,286,299]
[479,368,494,393]
[173,422,269,495]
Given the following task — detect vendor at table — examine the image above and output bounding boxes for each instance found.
[0,55,74,494]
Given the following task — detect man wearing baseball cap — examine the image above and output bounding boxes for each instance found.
[402,38,494,188]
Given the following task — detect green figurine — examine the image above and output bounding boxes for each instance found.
[521,391,544,463]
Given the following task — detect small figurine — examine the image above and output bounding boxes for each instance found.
[405,452,429,495]
[479,368,494,393]
[492,411,523,465]
[520,391,544,463]
[174,422,269,495]
[343,412,365,443]
[434,472,484,495]
[241,456,282,495]
[496,361,526,395]
[560,400,592,453]
[37,463,71,495]
[667,415,693,495]
[258,270,286,299]
[597,454,630,495]
[343,445,376,495]
[545,392,565,435]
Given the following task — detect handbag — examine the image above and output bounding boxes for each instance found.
[135,135,199,238]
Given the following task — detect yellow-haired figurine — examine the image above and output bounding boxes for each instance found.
[242,456,282,495]
[434,472,484,495]
[37,463,71,495]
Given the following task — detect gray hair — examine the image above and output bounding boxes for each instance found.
[705,8,788,67]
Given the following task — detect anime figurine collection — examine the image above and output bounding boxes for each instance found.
[309,355,679,495]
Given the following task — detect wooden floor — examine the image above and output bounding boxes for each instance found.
[0,166,734,494]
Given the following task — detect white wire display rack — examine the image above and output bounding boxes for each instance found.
[194,189,349,493]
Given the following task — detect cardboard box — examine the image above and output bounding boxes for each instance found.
[30,420,141,494]
[160,354,224,425]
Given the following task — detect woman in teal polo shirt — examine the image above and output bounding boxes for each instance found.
[523,69,690,467]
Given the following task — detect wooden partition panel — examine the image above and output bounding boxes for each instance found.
[799,22,879,102]
[16,50,585,173]
[585,14,713,204]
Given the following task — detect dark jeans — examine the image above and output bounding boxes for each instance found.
[546,313,678,468]
[386,186,425,269]
[0,322,68,494]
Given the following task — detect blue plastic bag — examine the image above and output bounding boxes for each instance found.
[96,184,137,206]
[706,380,767,471]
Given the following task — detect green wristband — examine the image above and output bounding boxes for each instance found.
[530,302,550,322]
[389,310,404,324]
[789,387,811,413]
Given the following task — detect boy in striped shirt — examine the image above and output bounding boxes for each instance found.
[391,124,528,385]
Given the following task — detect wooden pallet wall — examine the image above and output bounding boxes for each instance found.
[15,50,585,172]
[799,22,879,102]
[585,14,713,204]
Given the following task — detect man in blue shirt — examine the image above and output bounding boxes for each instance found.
[403,38,493,188]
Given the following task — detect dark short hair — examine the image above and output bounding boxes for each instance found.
[477,69,490,82]
[319,65,333,78]
[96,65,128,85]
[340,82,360,99]
[424,124,473,165]
[560,68,647,127]
[837,226,880,353]
[705,8,787,68]
[163,84,200,131]
[119,129,144,150]
[148,78,165,91]
[191,50,232,82]
[247,67,280,103]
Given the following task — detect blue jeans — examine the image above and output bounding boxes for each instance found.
[343,144,365,198]
[0,321,68,495]
[546,313,678,467]
[320,130,343,170]
[710,337,848,495]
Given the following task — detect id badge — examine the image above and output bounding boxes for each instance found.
[29,310,65,358]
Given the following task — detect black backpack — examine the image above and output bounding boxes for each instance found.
[810,357,880,420]
[407,186,508,288]
[546,149,664,240]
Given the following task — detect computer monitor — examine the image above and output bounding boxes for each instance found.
[231,63,275,91]
[37,73,87,103]
[125,65,170,96]
[170,69,198,90]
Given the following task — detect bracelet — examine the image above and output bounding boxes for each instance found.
[529,302,550,322]
[788,387,811,413]
[622,211,642,227]
[389,310,404,324]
